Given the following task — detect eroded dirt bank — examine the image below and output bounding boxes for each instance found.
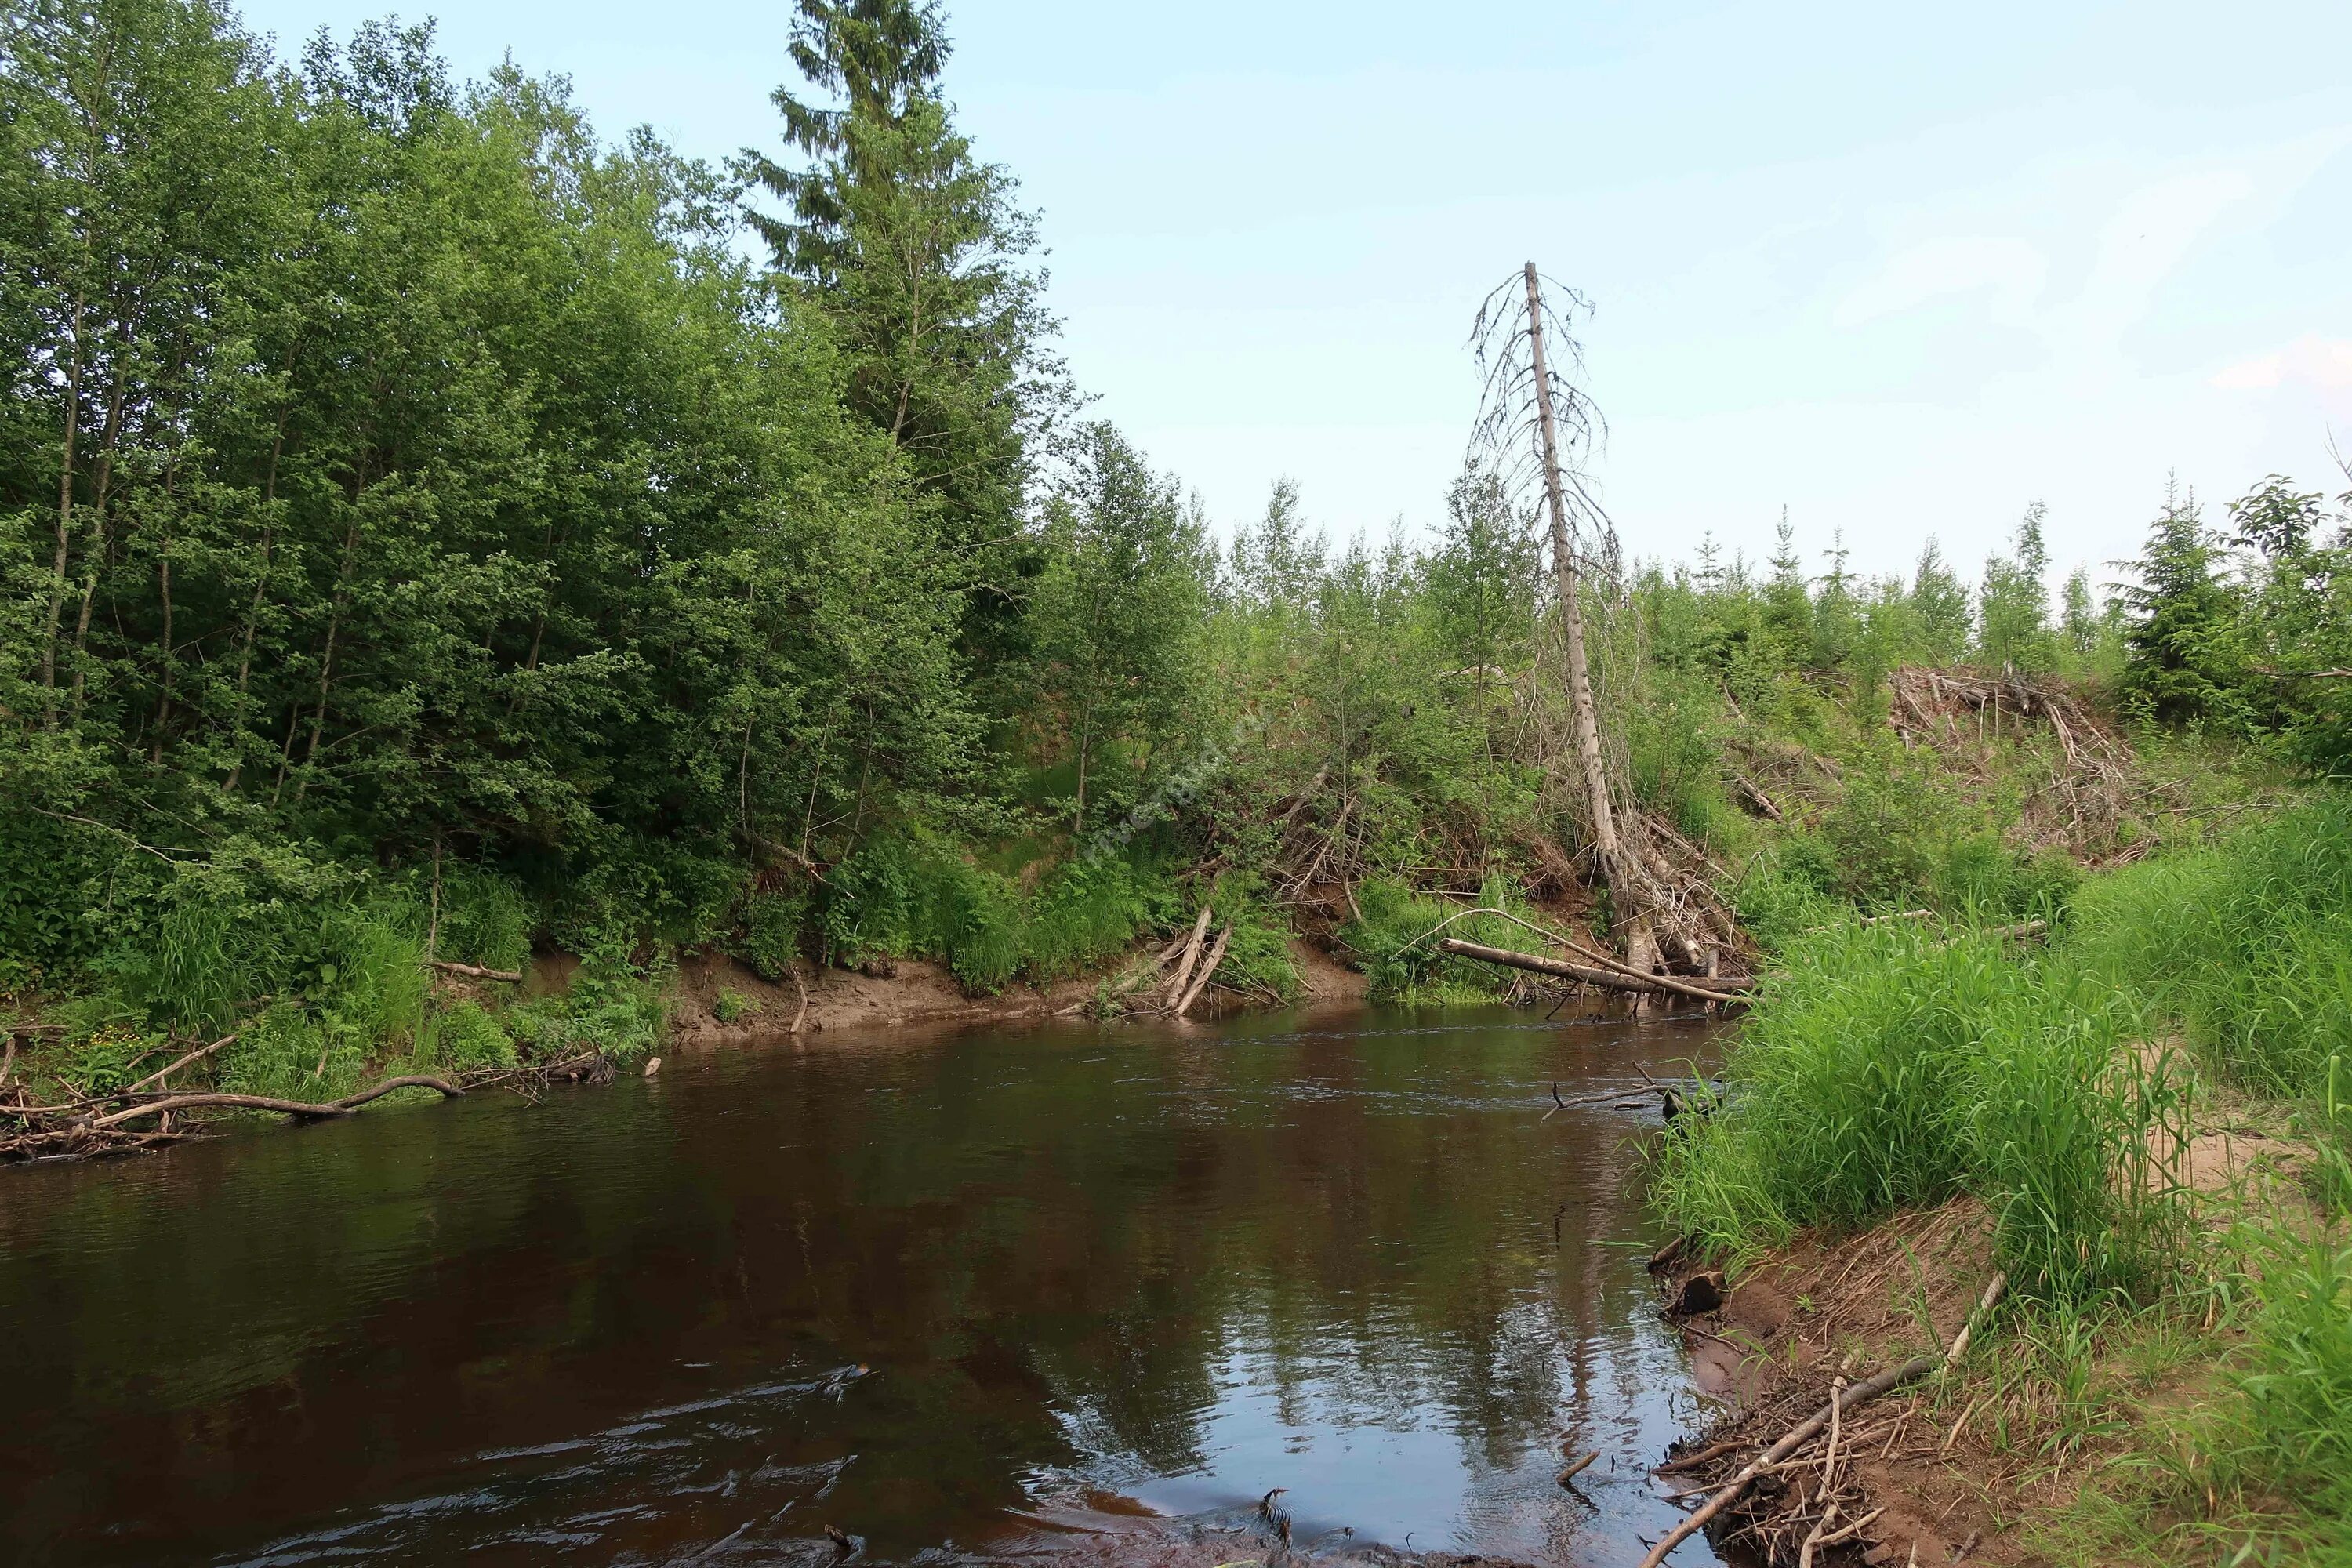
[662,938,1371,1048]
[1657,1202,2017,1567]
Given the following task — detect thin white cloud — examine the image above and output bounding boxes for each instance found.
[2213,336,2352,391]
[1831,237,2048,328]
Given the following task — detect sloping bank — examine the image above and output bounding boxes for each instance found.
[1642,796,2352,1566]
[0,838,1617,1167]
[0,898,1375,1166]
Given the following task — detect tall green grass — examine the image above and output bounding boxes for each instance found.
[1652,924,2188,1303]
[1336,873,1552,1004]
[2072,797,2352,1098]
[1675,793,2352,1556]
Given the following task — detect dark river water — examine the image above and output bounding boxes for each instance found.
[1,1005,1727,1567]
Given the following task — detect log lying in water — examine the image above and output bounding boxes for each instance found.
[1432,938,1752,1004]
[90,1075,465,1129]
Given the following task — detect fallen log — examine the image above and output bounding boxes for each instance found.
[429,960,524,983]
[89,1075,463,1130]
[1434,938,1750,1004]
[1731,774,1782,822]
[1407,906,1748,1003]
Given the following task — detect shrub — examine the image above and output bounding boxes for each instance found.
[742,887,808,981]
[430,1000,517,1073]
[713,988,756,1024]
[495,931,666,1065]
[1336,873,1544,1003]
[1732,842,1848,953]
[430,869,533,975]
[1023,857,1172,985]
[1199,872,1298,1001]
[221,1003,363,1102]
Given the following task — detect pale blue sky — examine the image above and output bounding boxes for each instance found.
[238,0,2352,586]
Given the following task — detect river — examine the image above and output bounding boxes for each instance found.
[0,1005,1727,1567]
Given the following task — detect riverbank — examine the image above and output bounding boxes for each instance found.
[1645,795,2352,1566]
[666,937,1371,1046]
[2,933,1378,1164]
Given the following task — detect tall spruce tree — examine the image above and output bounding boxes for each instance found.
[736,0,1056,568]
[2118,483,2247,728]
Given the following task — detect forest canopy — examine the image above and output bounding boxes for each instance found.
[4,0,2349,1014]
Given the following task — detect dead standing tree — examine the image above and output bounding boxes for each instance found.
[1469,263,1665,973]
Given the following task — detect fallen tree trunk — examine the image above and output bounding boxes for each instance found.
[1162,906,1214,1007]
[89,1075,463,1130]
[1435,938,1750,1004]
[429,960,523,982]
[1175,924,1232,1018]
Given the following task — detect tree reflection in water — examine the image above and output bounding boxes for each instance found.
[0,1007,1727,1567]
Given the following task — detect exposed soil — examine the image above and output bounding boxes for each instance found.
[1660,1201,2018,1568]
[664,936,1369,1051]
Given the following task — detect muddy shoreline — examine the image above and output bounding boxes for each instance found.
[1653,1203,2018,1568]
[662,937,1373,1047]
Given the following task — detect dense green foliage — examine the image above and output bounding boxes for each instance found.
[3,0,2345,1088]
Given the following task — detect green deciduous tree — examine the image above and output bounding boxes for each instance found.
[1025,424,1209,833]
[1980,502,2054,672]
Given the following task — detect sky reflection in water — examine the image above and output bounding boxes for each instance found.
[0,1007,1727,1566]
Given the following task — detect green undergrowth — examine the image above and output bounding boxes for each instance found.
[1335,874,1552,1004]
[801,834,1265,994]
[1663,793,2352,1562]
[8,818,1308,1115]
[1652,921,2193,1303]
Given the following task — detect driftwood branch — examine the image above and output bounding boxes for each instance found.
[89,1076,463,1130]
[1637,1271,2007,1568]
[429,960,524,983]
[120,1033,237,1096]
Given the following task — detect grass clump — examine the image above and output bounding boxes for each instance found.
[1653,923,2186,1304]
[1337,873,1548,1004]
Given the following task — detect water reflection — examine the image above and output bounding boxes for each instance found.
[0,1007,1725,1566]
